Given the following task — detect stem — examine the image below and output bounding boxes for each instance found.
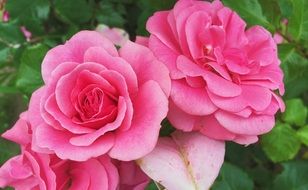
[154,181,165,190]
[277,31,308,59]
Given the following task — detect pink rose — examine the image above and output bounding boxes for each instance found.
[0,113,119,190]
[146,0,284,144]
[52,156,119,190]
[0,113,56,190]
[0,146,57,190]
[31,31,170,161]
[116,161,150,190]
[2,10,9,22]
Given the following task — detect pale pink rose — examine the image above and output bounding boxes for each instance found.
[2,10,9,22]
[115,161,150,190]
[20,26,32,42]
[0,113,119,190]
[96,24,129,47]
[31,31,170,161]
[146,0,285,145]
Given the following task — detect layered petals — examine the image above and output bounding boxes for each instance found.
[147,0,284,144]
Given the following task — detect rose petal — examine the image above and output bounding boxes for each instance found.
[35,123,115,161]
[215,111,275,135]
[138,131,225,190]
[146,11,181,53]
[109,81,168,161]
[69,97,127,146]
[2,112,30,146]
[171,80,217,115]
[148,35,184,79]
[120,40,171,96]
[84,46,138,95]
[167,101,200,132]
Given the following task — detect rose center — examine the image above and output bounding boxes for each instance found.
[76,87,116,121]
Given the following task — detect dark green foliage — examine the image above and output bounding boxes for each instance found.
[0,0,307,189]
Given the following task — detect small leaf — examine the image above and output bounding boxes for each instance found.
[281,52,308,98]
[96,2,125,28]
[278,44,295,63]
[288,0,308,41]
[222,0,273,30]
[273,161,308,190]
[282,99,307,126]
[297,125,308,146]
[145,181,160,190]
[258,0,282,28]
[261,123,301,162]
[15,44,49,95]
[212,163,254,190]
[0,138,19,165]
[277,0,293,18]
[0,22,25,44]
[138,131,225,190]
[5,0,50,34]
[54,0,92,24]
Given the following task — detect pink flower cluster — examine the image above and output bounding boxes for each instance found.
[0,0,284,189]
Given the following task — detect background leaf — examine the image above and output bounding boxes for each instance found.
[54,0,93,24]
[222,0,273,31]
[288,0,308,41]
[212,163,254,190]
[282,99,307,126]
[15,44,48,95]
[261,123,301,162]
[273,161,308,190]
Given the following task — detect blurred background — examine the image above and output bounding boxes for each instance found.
[0,0,307,189]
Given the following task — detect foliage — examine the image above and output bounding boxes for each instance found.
[0,0,307,189]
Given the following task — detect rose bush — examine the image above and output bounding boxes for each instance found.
[30,31,170,161]
[146,0,285,144]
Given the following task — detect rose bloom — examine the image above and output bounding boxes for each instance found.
[146,0,284,144]
[0,112,148,190]
[30,31,170,161]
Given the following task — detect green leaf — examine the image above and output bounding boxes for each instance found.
[0,138,19,165]
[54,0,92,24]
[278,44,295,62]
[159,119,175,137]
[222,0,273,30]
[277,0,293,18]
[5,0,50,21]
[273,161,308,190]
[281,52,308,98]
[5,0,50,34]
[261,123,301,162]
[15,44,48,95]
[0,86,20,94]
[145,181,159,190]
[212,163,253,190]
[258,0,281,28]
[297,125,308,146]
[288,0,308,41]
[96,2,125,27]
[0,22,25,44]
[0,44,10,64]
[282,99,307,126]
[137,0,176,35]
